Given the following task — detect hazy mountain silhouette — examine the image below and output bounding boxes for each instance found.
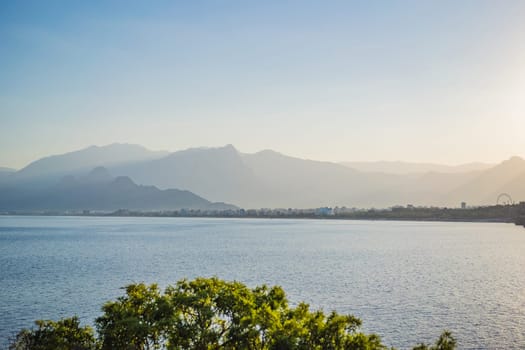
[0,167,15,181]
[3,144,525,208]
[112,146,469,208]
[15,143,168,179]
[496,170,525,203]
[0,167,236,212]
[111,145,262,206]
[113,146,524,208]
[341,161,493,174]
[240,149,411,208]
[446,156,525,205]
[107,146,409,207]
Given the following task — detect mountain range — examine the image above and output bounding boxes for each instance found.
[1,143,524,209]
[0,166,235,212]
[14,143,168,180]
[340,161,493,175]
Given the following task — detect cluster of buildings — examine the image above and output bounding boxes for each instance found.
[4,203,479,218]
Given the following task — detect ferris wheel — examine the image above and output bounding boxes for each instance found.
[496,193,514,205]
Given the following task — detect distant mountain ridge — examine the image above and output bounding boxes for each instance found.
[111,146,524,208]
[0,167,236,212]
[2,143,524,208]
[16,143,168,179]
[110,145,405,207]
[341,161,493,174]
[447,156,525,205]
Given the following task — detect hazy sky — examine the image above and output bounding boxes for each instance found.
[1,0,525,169]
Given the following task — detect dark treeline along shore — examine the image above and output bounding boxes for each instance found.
[6,202,525,228]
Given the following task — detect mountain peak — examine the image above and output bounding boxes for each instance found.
[16,143,169,179]
[85,167,113,183]
[255,149,282,156]
[495,156,525,170]
[505,156,524,163]
[220,144,239,153]
[113,176,136,188]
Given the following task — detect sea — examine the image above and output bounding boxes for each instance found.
[1,216,524,349]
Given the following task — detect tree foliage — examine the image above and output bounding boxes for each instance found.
[8,277,456,350]
[8,317,97,350]
[411,331,456,350]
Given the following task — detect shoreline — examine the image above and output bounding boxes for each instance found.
[0,212,520,226]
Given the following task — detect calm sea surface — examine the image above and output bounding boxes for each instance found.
[0,216,524,349]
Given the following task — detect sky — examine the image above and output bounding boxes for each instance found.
[1,0,525,169]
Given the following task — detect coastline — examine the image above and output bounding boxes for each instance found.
[0,211,521,226]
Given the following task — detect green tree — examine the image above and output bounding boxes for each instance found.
[96,283,172,350]
[411,331,456,350]
[165,277,266,349]
[9,277,456,350]
[163,277,386,350]
[8,317,97,350]
[434,331,456,350]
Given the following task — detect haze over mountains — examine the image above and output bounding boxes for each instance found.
[340,161,493,175]
[15,143,169,179]
[1,143,524,210]
[0,166,235,212]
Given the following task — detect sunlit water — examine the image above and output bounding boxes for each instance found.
[1,216,524,349]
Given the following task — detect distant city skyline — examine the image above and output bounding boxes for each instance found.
[2,1,525,169]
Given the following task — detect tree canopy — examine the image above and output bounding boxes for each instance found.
[9,277,455,350]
